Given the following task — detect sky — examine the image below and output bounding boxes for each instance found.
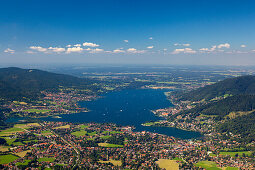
[1,0,255,65]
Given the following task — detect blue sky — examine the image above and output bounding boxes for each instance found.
[1,0,255,65]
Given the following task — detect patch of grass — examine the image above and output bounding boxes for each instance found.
[55,163,67,166]
[38,157,55,162]
[53,125,70,129]
[87,131,97,136]
[14,123,40,129]
[98,143,123,148]
[219,151,251,157]
[13,150,30,157]
[41,130,53,136]
[4,137,16,145]
[100,135,111,139]
[207,167,221,170]
[79,125,89,129]
[13,101,27,105]
[71,130,87,137]
[156,159,179,170]
[195,161,219,170]
[98,159,122,166]
[23,140,38,144]
[22,109,51,113]
[0,145,10,152]
[0,127,24,136]
[0,154,19,164]
[12,142,24,146]
[209,153,217,157]
[222,167,238,170]
[87,138,94,141]
[102,131,123,135]
[173,157,184,162]
[16,159,31,166]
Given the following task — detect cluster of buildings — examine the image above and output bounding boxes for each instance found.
[6,90,97,118]
[1,121,254,169]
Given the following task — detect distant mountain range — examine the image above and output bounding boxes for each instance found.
[0,67,93,100]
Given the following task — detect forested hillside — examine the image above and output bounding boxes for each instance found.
[218,111,255,142]
[183,95,255,119]
[176,75,255,101]
[0,67,95,100]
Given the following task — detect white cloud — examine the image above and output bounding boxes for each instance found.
[172,48,196,54]
[48,47,65,53]
[124,40,129,43]
[74,44,81,47]
[88,48,104,53]
[113,49,125,53]
[4,48,15,54]
[127,48,146,53]
[29,46,47,52]
[147,46,154,49]
[83,42,99,47]
[217,43,230,49]
[149,37,153,40]
[183,43,190,47]
[127,48,137,52]
[241,45,246,48]
[199,45,217,53]
[66,44,72,47]
[66,47,84,53]
[199,48,209,51]
[211,45,217,51]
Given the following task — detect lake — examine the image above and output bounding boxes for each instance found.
[42,89,201,139]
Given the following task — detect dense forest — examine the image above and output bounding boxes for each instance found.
[217,111,255,143]
[183,95,255,119]
[0,67,96,100]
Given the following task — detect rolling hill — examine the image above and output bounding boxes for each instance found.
[176,75,255,102]
[175,75,255,141]
[0,67,94,100]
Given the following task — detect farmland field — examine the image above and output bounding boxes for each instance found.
[71,130,87,137]
[38,157,55,162]
[219,151,251,157]
[195,161,220,170]
[0,146,10,152]
[98,159,122,166]
[53,125,70,129]
[14,150,31,157]
[0,154,19,164]
[156,159,179,170]
[98,143,124,148]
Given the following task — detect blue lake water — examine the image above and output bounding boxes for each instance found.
[41,89,201,139]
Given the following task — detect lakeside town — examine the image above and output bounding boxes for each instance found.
[0,121,254,169]
[3,88,98,119]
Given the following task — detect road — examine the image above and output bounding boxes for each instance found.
[39,122,80,168]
